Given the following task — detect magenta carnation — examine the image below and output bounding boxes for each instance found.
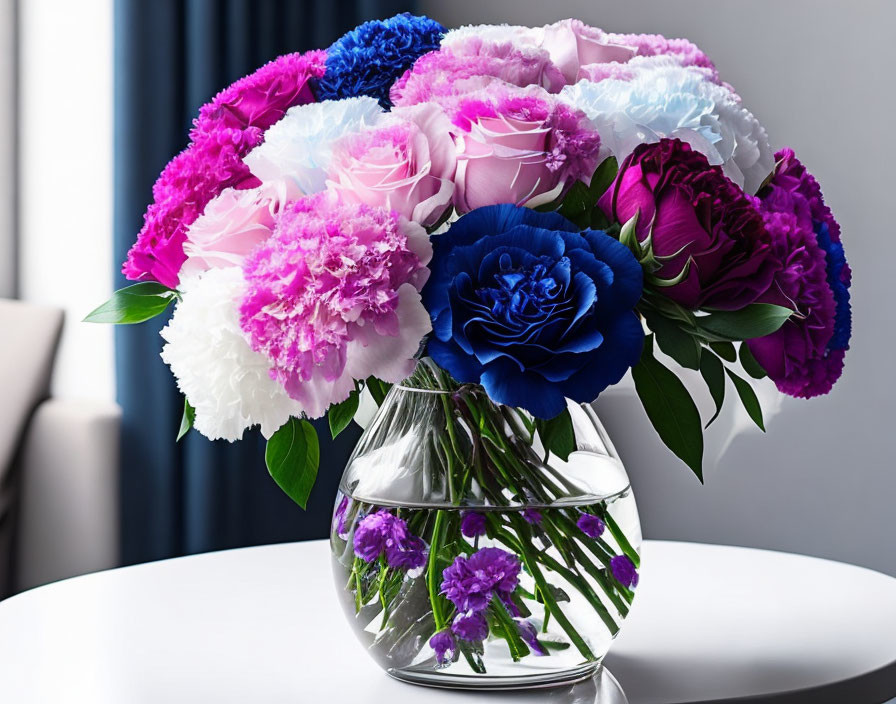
[391,37,565,107]
[746,149,851,398]
[451,87,601,212]
[123,51,326,288]
[239,192,432,418]
[191,50,326,138]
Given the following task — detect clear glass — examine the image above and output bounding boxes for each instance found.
[330,359,642,690]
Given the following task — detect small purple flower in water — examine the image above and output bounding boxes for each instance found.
[577,513,606,539]
[451,610,489,641]
[384,517,427,571]
[352,509,426,570]
[352,509,393,562]
[460,511,487,538]
[522,508,542,525]
[441,547,522,613]
[333,496,351,539]
[429,629,457,664]
[611,555,639,588]
[516,619,547,656]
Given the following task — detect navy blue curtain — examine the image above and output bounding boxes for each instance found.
[114,0,416,566]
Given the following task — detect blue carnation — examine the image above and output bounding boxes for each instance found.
[424,205,645,419]
[814,221,851,351]
[314,13,445,109]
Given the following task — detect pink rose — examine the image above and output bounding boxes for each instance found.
[451,88,601,212]
[537,19,636,83]
[326,103,457,227]
[180,179,296,280]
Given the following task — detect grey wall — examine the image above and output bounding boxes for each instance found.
[0,0,16,298]
[421,0,896,575]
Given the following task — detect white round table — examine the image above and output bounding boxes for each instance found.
[1,541,895,704]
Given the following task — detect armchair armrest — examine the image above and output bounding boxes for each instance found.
[14,398,121,592]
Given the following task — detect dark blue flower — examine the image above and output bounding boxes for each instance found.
[424,205,644,419]
[314,13,445,109]
[814,221,851,351]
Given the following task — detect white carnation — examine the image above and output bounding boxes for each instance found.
[243,96,383,195]
[441,23,534,46]
[560,59,774,193]
[160,267,302,442]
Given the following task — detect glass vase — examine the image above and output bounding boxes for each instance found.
[330,359,641,690]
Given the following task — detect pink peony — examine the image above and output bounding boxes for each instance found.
[391,37,565,108]
[180,179,298,280]
[450,87,601,212]
[239,192,432,418]
[123,51,326,289]
[326,103,457,226]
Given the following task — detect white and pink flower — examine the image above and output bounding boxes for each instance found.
[326,104,457,227]
[238,192,432,419]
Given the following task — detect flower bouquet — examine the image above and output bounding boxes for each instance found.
[89,13,852,689]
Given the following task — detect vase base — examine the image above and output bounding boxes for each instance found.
[387,661,601,691]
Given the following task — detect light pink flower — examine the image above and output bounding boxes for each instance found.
[536,19,637,83]
[180,179,298,280]
[450,87,601,212]
[327,104,456,226]
[239,192,432,418]
[390,37,565,108]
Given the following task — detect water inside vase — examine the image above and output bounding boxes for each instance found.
[330,483,641,686]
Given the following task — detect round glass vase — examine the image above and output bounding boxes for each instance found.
[330,359,641,690]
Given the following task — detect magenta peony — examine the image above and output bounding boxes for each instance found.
[239,192,432,418]
[451,87,601,212]
[599,138,778,310]
[123,51,326,288]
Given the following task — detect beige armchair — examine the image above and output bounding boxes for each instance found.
[0,299,120,597]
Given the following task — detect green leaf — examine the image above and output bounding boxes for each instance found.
[176,398,195,442]
[536,408,576,461]
[365,377,392,406]
[739,342,768,379]
[709,341,737,362]
[84,283,177,324]
[328,390,359,439]
[618,212,642,258]
[632,336,704,481]
[587,156,618,203]
[725,369,765,432]
[265,418,320,509]
[645,312,701,370]
[699,352,726,428]
[696,304,793,342]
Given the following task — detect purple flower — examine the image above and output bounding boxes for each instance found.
[460,511,487,537]
[352,509,427,570]
[352,509,393,562]
[441,547,522,613]
[611,555,639,589]
[516,620,547,656]
[522,509,542,525]
[746,148,851,398]
[451,610,489,641]
[577,513,605,539]
[429,629,457,664]
[384,518,427,571]
[599,138,778,311]
[333,496,351,539]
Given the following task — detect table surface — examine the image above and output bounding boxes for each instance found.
[1,540,895,704]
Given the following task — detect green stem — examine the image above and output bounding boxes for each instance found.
[602,509,641,568]
[427,510,447,631]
